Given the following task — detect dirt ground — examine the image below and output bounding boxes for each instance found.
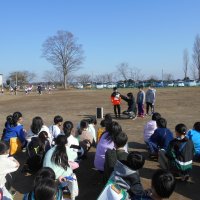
[0,87,200,200]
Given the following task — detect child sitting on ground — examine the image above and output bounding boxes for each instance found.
[97,114,112,143]
[0,141,20,200]
[23,167,63,200]
[187,121,200,161]
[143,112,161,144]
[104,131,128,182]
[132,169,176,200]
[98,151,145,199]
[147,117,174,158]
[49,115,63,143]
[158,123,194,181]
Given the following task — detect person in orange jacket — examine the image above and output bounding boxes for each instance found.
[111,87,121,118]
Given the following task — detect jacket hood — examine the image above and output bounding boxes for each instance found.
[146,120,157,132]
[111,160,137,190]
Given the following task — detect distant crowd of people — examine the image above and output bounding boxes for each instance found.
[0,100,200,199]
[5,84,54,96]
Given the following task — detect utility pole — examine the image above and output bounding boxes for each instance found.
[15,72,18,86]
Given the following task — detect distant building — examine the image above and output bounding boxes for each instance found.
[0,74,3,87]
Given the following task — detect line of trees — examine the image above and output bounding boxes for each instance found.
[5,31,200,88]
[183,34,200,80]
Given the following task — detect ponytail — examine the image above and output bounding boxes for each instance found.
[51,135,69,170]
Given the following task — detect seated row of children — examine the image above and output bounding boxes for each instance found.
[0,111,98,199]
[95,122,176,199]
[143,112,200,180]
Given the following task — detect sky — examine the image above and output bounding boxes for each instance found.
[0,0,200,81]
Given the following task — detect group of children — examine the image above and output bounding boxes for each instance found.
[144,112,199,181]
[0,112,98,199]
[0,110,199,200]
[111,85,156,119]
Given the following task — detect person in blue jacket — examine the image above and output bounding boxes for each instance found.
[187,121,200,161]
[2,112,27,148]
[147,117,174,157]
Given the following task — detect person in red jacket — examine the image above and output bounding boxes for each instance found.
[111,87,121,118]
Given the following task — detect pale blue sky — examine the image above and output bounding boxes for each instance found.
[0,0,200,81]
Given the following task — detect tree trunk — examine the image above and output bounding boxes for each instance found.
[64,73,67,89]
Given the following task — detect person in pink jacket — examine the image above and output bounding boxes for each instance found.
[143,112,161,143]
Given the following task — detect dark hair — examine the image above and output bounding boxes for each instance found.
[193,122,200,132]
[6,112,22,127]
[12,112,22,126]
[100,119,106,127]
[126,151,145,170]
[31,116,44,134]
[38,131,49,144]
[104,114,113,130]
[80,120,88,130]
[152,112,161,121]
[88,116,97,125]
[35,167,56,185]
[63,121,74,138]
[6,115,13,126]
[0,141,9,155]
[138,85,143,89]
[104,113,112,122]
[113,131,128,148]
[175,123,187,135]
[106,121,122,142]
[156,118,167,128]
[127,92,133,99]
[152,169,175,198]
[34,178,57,200]
[113,87,117,91]
[51,135,69,170]
[54,115,63,124]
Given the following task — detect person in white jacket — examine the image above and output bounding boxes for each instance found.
[26,116,51,144]
[0,141,20,200]
[49,115,63,141]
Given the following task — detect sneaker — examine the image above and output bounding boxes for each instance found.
[181,174,190,182]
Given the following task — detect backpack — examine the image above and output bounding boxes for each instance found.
[26,137,45,172]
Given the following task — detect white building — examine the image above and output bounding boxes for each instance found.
[0,74,3,87]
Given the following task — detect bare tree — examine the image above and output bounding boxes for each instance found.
[76,74,91,84]
[129,67,144,81]
[163,73,174,81]
[42,30,84,89]
[117,62,129,80]
[43,70,62,83]
[8,71,36,85]
[183,49,189,79]
[190,64,198,80]
[146,75,159,82]
[116,63,144,82]
[192,34,200,80]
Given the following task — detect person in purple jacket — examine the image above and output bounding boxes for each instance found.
[147,117,173,157]
[94,121,125,171]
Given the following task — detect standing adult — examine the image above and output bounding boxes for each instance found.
[111,87,121,118]
[145,84,156,115]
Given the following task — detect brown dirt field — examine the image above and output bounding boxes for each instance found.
[0,87,200,200]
